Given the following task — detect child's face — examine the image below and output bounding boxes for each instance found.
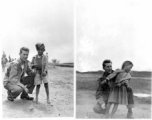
[124,65,133,73]
[37,49,44,56]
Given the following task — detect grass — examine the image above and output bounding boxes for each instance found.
[76,71,151,118]
[76,73,151,95]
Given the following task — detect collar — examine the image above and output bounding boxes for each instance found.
[17,58,28,65]
[37,54,44,58]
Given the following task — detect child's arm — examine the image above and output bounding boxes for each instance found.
[116,79,131,87]
[116,73,132,85]
[31,57,35,69]
[26,61,36,76]
[116,77,131,84]
[107,69,124,80]
[44,55,48,74]
[42,55,48,76]
[102,69,124,84]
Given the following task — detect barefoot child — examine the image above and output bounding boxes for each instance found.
[31,43,50,104]
[104,61,134,118]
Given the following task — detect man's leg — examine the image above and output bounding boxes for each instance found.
[126,87,134,118]
[20,76,35,100]
[21,76,35,94]
[4,83,23,101]
[7,91,14,101]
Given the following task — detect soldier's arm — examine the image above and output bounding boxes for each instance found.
[96,73,105,88]
[3,64,12,82]
[4,63,27,91]
[8,63,18,82]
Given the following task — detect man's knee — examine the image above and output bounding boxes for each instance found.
[22,76,34,85]
[11,86,23,94]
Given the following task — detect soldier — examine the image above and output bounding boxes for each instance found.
[3,47,35,101]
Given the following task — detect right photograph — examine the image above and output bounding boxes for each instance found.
[76,0,151,119]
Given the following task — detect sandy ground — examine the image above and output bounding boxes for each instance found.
[76,73,151,119]
[2,66,74,118]
[76,90,151,119]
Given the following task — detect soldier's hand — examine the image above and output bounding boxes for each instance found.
[24,88,29,93]
[101,80,107,84]
[116,83,121,87]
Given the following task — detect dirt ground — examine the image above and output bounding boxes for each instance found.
[76,73,151,119]
[2,66,74,118]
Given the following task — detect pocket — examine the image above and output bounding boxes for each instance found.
[34,73,41,81]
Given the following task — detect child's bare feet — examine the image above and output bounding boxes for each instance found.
[104,116,109,119]
[47,98,51,104]
[109,115,113,118]
[35,98,38,104]
[104,115,110,119]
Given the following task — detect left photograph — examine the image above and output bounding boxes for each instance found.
[1,0,74,118]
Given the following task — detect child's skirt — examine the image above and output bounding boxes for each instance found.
[34,73,48,85]
[108,84,128,105]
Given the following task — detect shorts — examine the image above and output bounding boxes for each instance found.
[34,73,48,85]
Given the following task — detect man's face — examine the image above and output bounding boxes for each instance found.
[104,63,112,73]
[20,50,29,62]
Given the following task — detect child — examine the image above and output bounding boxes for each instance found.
[104,61,134,118]
[31,43,50,104]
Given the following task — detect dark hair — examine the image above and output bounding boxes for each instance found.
[122,61,133,69]
[102,59,112,68]
[19,47,29,54]
[35,43,45,51]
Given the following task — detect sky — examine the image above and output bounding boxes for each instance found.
[0,0,74,63]
[77,0,152,72]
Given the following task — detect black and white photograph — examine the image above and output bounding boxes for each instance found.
[76,0,152,119]
[1,0,152,119]
[1,0,74,118]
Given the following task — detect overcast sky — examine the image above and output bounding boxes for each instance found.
[0,0,74,63]
[77,0,152,72]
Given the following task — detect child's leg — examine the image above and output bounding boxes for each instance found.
[44,83,50,104]
[126,87,134,118]
[126,105,133,118]
[110,103,118,118]
[36,85,40,103]
[105,102,112,118]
